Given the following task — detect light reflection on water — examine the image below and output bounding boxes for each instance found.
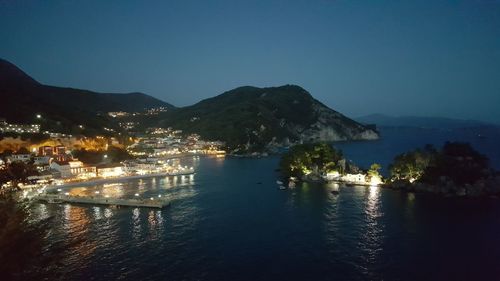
[93,206,102,220]
[61,205,97,265]
[30,155,500,280]
[132,207,141,240]
[361,185,383,276]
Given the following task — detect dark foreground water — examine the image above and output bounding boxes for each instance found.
[37,127,500,281]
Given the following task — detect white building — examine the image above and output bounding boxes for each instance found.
[325,171,341,181]
[50,160,96,178]
[34,156,51,166]
[7,154,32,163]
[340,173,367,184]
[97,164,124,178]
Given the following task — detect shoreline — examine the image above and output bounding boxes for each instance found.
[294,177,500,198]
[45,171,195,190]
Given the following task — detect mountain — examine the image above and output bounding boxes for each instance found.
[158,85,379,151]
[0,58,174,134]
[355,113,493,129]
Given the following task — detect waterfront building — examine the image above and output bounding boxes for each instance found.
[7,153,32,163]
[340,173,367,184]
[97,163,125,178]
[325,171,341,181]
[34,156,51,166]
[27,170,54,184]
[50,160,97,178]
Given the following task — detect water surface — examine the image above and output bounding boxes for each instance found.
[37,127,500,280]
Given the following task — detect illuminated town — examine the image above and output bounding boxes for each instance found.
[0,121,225,197]
[2,2,500,280]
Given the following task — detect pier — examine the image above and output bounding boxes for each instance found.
[45,169,195,190]
[36,194,170,208]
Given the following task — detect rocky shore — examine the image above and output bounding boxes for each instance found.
[384,173,500,197]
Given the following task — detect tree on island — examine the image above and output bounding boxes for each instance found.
[280,143,343,178]
[367,163,381,178]
[366,163,382,184]
[389,144,437,183]
[421,142,490,185]
[389,142,491,186]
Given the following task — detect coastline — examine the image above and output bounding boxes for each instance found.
[45,171,195,190]
[294,174,500,198]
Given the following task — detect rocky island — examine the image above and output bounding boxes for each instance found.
[279,142,382,186]
[279,141,500,197]
[386,142,500,197]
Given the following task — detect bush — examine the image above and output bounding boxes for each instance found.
[280,143,343,178]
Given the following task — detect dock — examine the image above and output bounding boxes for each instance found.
[45,170,195,190]
[36,194,170,209]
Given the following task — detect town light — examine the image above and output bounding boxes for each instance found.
[135,193,139,197]
[65,192,69,196]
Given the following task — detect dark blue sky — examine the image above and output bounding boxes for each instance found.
[1,0,499,122]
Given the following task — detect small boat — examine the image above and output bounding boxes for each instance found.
[276,180,283,185]
[279,185,287,190]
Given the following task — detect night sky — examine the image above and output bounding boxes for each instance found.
[1,1,499,123]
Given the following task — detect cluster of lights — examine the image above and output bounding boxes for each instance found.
[0,123,40,134]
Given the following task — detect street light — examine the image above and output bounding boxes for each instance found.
[36,114,42,119]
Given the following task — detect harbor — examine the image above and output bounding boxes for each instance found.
[36,193,170,209]
[44,168,195,190]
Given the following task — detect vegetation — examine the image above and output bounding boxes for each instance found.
[72,146,133,164]
[388,144,437,183]
[389,142,491,186]
[1,58,172,135]
[366,163,382,182]
[0,162,62,279]
[280,143,343,178]
[155,85,375,152]
[0,161,39,193]
[0,132,51,143]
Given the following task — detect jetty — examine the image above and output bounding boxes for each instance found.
[45,169,195,190]
[36,194,170,209]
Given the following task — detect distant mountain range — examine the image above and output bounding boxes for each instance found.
[356,113,494,129]
[157,85,378,151]
[1,58,378,149]
[0,58,173,134]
